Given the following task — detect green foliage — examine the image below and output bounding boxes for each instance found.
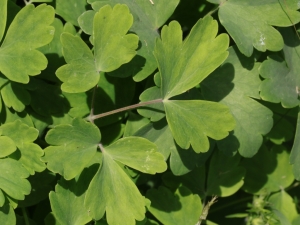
[0,1,300,225]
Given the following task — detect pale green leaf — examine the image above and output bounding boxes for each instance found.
[0,136,16,158]
[0,158,31,200]
[0,120,45,174]
[242,145,294,194]
[0,202,16,225]
[219,0,300,56]
[93,4,138,72]
[50,171,95,225]
[123,112,150,137]
[259,27,300,108]
[56,33,99,93]
[0,190,4,207]
[83,0,179,81]
[202,46,273,157]
[43,118,101,180]
[164,100,235,153]
[155,16,229,99]
[137,86,165,122]
[104,137,167,174]
[146,186,202,225]
[85,151,145,224]
[55,0,87,26]
[0,0,7,42]
[206,150,245,197]
[0,4,55,83]
[290,109,300,180]
[269,190,298,223]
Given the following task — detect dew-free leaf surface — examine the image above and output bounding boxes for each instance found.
[164,100,235,153]
[202,46,273,157]
[0,158,31,200]
[155,16,229,99]
[57,4,138,93]
[85,137,166,224]
[81,0,179,81]
[259,27,300,108]
[242,145,294,194]
[43,118,101,180]
[146,186,202,225]
[0,4,55,83]
[0,120,45,174]
[218,0,300,56]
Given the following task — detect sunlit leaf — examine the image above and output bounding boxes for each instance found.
[146,186,202,225]
[0,4,55,83]
[218,0,300,56]
[0,0,7,42]
[43,118,101,180]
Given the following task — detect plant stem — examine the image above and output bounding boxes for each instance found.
[89,86,98,124]
[88,98,163,121]
[208,196,252,214]
[22,207,30,225]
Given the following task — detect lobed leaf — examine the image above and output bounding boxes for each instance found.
[202,46,273,157]
[0,202,15,225]
[0,4,55,83]
[0,158,31,200]
[164,100,235,153]
[0,0,7,42]
[146,186,202,225]
[218,0,300,56]
[259,27,300,108]
[0,120,45,174]
[155,16,229,99]
[43,118,101,180]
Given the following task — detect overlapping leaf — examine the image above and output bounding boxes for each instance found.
[0,4,55,83]
[152,16,235,153]
[218,0,300,56]
[42,118,101,180]
[79,0,179,81]
[146,186,202,225]
[259,27,300,108]
[0,120,45,174]
[290,109,300,180]
[56,4,138,93]
[55,0,87,26]
[0,158,31,201]
[202,46,273,157]
[241,145,294,194]
[0,0,7,42]
[85,137,167,224]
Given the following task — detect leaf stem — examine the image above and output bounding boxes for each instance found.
[208,196,253,214]
[21,207,30,225]
[88,98,163,121]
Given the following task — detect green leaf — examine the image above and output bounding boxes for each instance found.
[202,46,273,157]
[0,120,45,174]
[0,201,16,225]
[56,33,99,93]
[0,4,55,83]
[0,136,16,158]
[0,74,31,112]
[155,16,229,99]
[18,170,56,207]
[55,0,87,26]
[50,167,97,225]
[83,0,179,81]
[57,4,138,93]
[0,158,31,200]
[123,112,150,137]
[146,186,202,225]
[104,137,167,174]
[0,0,7,42]
[85,152,145,224]
[164,100,235,153]
[218,0,300,56]
[43,118,101,180]
[259,27,300,108]
[206,150,245,197]
[269,191,298,223]
[290,109,300,180]
[137,86,165,122]
[242,145,294,194]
